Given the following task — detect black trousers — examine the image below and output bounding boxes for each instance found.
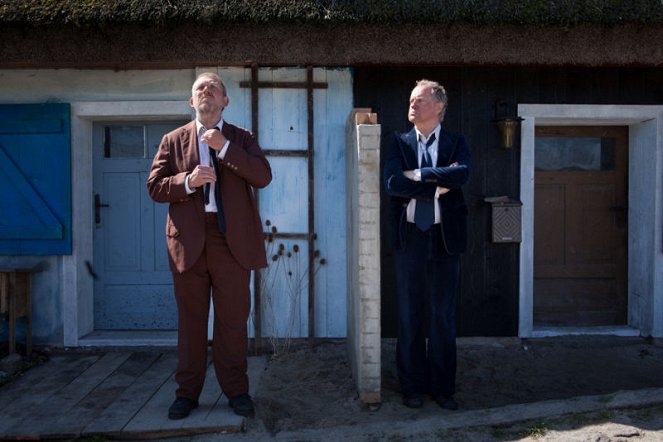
[394,222,460,398]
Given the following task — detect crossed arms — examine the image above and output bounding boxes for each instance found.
[383,132,471,201]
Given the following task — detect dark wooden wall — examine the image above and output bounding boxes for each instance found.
[353,66,663,337]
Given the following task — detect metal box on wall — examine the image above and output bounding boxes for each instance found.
[485,197,522,243]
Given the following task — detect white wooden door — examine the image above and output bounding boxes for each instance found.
[244,67,352,338]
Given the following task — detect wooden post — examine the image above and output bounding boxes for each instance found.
[1,267,38,359]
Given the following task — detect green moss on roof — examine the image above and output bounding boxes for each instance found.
[1,0,663,27]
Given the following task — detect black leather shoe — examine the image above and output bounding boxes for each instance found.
[228,394,255,417]
[435,395,459,410]
[168,397,199,420]
[403,394,424,408]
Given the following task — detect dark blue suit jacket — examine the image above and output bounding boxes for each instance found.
[383,126,471,255]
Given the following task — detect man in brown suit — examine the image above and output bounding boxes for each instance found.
[147,72,271,419]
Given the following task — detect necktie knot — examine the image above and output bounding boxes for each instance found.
[421,132,436,148]
[427,133,436,147]
[199,125,220,137]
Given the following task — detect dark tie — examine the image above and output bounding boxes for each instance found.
[203,127,226,233]
[201,126,212,204]
[414,133,436,231]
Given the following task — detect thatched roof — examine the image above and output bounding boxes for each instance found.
[2,0,663,27]
[1,1,662,68]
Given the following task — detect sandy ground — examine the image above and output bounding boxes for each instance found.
[240,336,663,440]
[4,336,663,441]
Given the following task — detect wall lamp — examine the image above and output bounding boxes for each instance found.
[493,100,524,149]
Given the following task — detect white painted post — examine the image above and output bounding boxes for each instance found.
[346,109,381,404]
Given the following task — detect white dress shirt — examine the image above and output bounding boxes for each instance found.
[185,119,230,212]
[406,124,442,224]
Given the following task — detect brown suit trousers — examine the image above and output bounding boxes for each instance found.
[172,213,251,400]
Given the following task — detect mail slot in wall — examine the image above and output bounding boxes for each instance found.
[486,197,522,243]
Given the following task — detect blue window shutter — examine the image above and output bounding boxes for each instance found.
[0,103,72,255]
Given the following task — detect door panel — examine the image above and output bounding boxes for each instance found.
[572,183,617,263]
[534,126,628,327]
[533,184,565,265]
[95,284,177,330]
[153,201,171,272]
[259,91,308,150]
[534,278,621,325]
[258,69,308,151]
[258,156,309,233]
[103,173,141,271]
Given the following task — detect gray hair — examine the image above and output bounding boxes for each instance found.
[415,79,448,121]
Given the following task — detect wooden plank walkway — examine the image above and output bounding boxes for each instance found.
[0,351,265,440]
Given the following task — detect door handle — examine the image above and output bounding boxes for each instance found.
[610,205,627,229]
[95,194,110,224]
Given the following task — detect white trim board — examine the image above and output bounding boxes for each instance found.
[530,326,640,338]
[64,100,192,346]
[518,105,663,338]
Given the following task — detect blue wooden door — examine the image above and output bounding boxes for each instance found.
[92,120,188,329]
[0,104,72,255]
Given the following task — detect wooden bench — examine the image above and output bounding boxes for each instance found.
[0,266,39,359]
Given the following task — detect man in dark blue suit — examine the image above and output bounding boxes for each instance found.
[384,79,471,410]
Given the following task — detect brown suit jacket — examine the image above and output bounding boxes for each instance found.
[147,120,271,273]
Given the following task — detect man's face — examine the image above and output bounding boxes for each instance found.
[189,76,228,115]
[408,85,443,127]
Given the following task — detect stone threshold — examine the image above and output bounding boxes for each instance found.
[78,330,178,347]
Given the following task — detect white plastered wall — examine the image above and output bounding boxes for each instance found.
[518,105,663,338]
[2,67,352,346]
